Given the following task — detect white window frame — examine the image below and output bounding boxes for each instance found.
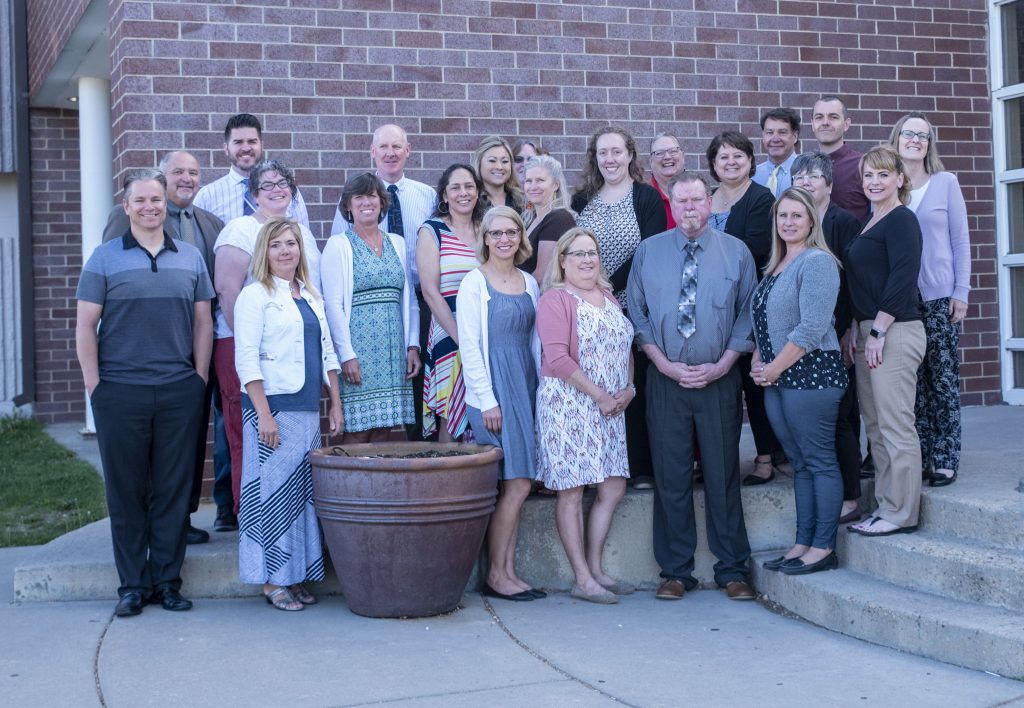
[991,0,1024,403]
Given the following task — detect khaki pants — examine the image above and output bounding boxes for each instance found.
[856,320,926,527]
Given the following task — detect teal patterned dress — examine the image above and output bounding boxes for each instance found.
[341,230,414,432]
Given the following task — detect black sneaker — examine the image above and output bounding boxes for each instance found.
[214,508,238,532]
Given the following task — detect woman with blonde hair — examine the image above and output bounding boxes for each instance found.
[234,217,342,611]
[457,206,544,601]
[536,227,636,602]
[750,188,846,575]
[473,135,525,212]
[845,146,925,537]
[888,113,971,488]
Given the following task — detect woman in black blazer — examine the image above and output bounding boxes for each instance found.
[571,126,667,489]
[706,131,784,484]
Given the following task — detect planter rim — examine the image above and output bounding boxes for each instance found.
[310,441,502,472]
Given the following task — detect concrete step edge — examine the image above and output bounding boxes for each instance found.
[751,553,1024,679]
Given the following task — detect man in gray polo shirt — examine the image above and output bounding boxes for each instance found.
[76,169,214,618]
[627,172,758,603]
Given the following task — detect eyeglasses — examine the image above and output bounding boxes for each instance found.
[513,156,525,163]
[258,179,291,192]
[651,147,682,159]
[565,250,599,259]
[793,173,826,183]
[899,129,930,142]
[485,229,520,241]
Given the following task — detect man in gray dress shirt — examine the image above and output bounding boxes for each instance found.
[626,172,758,602]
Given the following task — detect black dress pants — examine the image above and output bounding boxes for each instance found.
[91,374,205,597]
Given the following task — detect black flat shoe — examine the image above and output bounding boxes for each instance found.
[186,524,210,545]
[762,555,790,571]
[742,470,775,486]
[524,588,547,599]
[156,588,193,612]
[838,508,863,524]
[779,553,839,575]
[928,470,957,487]
[115,591,144,617]
[481,583,534,602]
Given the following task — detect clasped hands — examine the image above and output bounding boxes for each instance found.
[662,361,724,389]
[597,386,635,417]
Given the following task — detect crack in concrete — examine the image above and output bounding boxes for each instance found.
[329,678,578,707]
[480,594,641,707]
[92,612,112,707]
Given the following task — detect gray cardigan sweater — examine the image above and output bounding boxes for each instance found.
[755,248,841,359]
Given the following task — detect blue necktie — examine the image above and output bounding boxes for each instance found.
[241,178,256,216]
[677,241,698,338]
[386,184,404,236]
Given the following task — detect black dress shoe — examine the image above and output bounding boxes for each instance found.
[524,588,547,599]
[779,553,839,575]
[115,592,144,617]
[762,555,793,571]
[742,469,775,486]
[156,588,193,611]
[928,470,957,487]
[481,583,535,601]
[214,508,238,532]
[186,524,210,544]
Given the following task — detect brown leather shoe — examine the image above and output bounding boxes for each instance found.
[655,579,686,600]
[725,580,756,600]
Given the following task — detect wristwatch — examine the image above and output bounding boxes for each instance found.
[869,327,886,339]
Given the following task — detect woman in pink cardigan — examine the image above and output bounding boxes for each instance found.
[889,113,971,488]
[535,227,637,604]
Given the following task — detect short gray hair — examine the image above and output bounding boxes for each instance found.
[247,159,297,199]
[791,152,834,186]
[122,169,166,199]
[668,171,712,196]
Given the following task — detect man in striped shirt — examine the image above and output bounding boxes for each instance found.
[194,113,309,227]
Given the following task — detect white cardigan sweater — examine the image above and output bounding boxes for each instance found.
[320,230,419,363]
[455,267,542,412]
[233,276,340,395]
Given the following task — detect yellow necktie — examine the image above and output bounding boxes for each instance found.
[767,164,781,196]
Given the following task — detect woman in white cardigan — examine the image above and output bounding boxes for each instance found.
[457,206,544,602]
[234,217,341,611]
[321,173,420,443]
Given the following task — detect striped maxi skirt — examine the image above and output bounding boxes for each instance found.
[238,408,325,586]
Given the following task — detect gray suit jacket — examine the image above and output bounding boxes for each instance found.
[102,203,223,277]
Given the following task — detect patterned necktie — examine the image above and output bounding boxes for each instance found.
[178,209,196,246]
[767,163,781,197]
[677,241,698,338]
[386,184,404,237]
[241,178,256,216]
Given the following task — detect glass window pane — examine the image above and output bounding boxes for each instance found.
[1014,351,1024,388]
[1013,268,1024,338]
[1007,183,1024,254]
[1005,97,1024,171]
[1003,1,1024,87]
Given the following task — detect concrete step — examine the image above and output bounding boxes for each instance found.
[917,484,1024,553]
[838,528,1024,612]
[751,555,1024,679]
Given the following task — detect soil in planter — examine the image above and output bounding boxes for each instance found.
[327,447,479,459]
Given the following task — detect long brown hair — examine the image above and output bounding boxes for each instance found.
[575,126,645,202]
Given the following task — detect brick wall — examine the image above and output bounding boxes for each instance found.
[26,0,91,98]
[100,0,998,403]
[30,107,84,423]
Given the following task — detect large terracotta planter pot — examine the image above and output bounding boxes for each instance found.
[309,442,502,618]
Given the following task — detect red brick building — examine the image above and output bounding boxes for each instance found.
[8,0,1013,425]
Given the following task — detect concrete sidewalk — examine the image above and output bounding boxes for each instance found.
[4,407,1024,705]
[2,544,1022,707]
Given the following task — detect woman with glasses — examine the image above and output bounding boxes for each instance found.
[888,113,971,488]
[473,135,525,212]
[536,227,636,603]
[214,160,322,513]
[321,172,420,443]
[234,217,342,611]
[520,155,576,279]
[512,138,548,187]
[705,131,785,485]
[416,164,487,442]
[845,146,925,537]
[572,126,666,489]
[648,133,684,228]
[791,152,865,524]
[457,206,544,601]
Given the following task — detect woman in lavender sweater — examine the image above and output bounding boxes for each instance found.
[889,113,971,488]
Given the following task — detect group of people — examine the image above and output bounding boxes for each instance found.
[76,93,970,617]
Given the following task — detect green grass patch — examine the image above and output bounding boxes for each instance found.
[0,416,108,547]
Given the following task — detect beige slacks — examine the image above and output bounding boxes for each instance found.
[856,320,926,527]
